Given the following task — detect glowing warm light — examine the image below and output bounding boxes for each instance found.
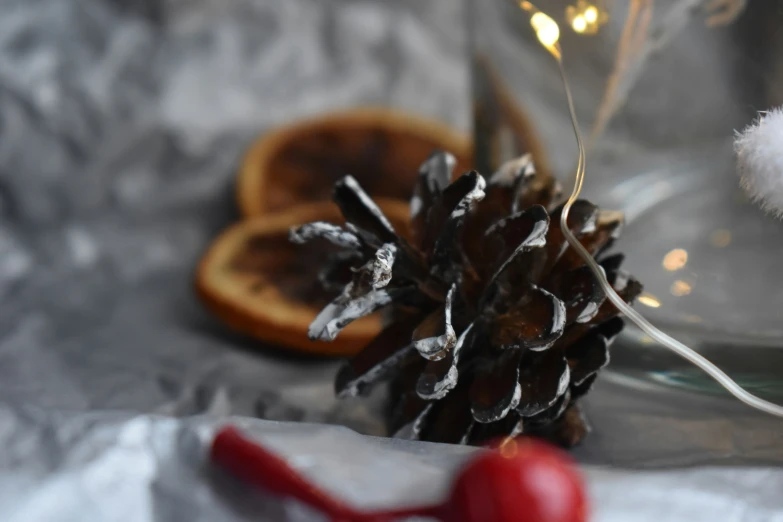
[683,314,703,324]
[662,248,688,271]
[670,280,692,297]
[710,229,732,248]
[572,15,587,33]
[565,1,606,35]
[530,12,561,49]
[584,5,599,23]
[638,293,661,308]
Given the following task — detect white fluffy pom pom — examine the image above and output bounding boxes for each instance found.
[735,107,783,218]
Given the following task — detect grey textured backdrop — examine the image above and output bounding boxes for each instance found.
[1,0,783,460]
[0,2,782,520]
[0,0,467,430]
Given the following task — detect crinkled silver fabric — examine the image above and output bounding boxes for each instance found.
[0,0,781,520]
[0,0,466,433]
[1,404,782,522]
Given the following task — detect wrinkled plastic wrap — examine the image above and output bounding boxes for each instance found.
[0,0,782,520]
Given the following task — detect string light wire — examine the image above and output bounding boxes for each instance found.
[514,1,783,418]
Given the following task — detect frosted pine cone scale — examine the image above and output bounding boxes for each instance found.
[290,151,642,447]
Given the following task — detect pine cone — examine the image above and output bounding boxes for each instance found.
[290,151,643,447]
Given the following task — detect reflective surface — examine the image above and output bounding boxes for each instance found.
[1,4,783,517]
[470,0,783,396]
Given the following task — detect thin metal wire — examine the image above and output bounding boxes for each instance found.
[552,46,783,418]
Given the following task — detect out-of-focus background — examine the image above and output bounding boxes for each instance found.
[0,0,468,431]
[1,0,783,456]
[1,1,783,520]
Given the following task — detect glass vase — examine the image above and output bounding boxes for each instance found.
[469,0,783,399]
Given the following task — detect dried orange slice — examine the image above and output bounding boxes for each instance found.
[237,107,472,217]
[196,200,410,356]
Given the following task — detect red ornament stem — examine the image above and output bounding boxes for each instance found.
[211,426,588,522]
[211,426,362,521]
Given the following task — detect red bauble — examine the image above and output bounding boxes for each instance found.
[446,438,588,522]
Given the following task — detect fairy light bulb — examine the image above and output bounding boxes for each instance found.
[584,5,599,23]
[565,1,606,35]
[518,2,561,58]
[530,12,561,50]
[572,15,588,34]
